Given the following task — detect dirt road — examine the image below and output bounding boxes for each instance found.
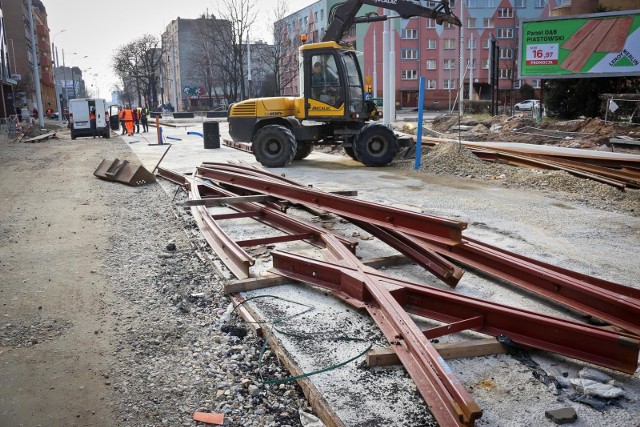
[0,136,121,425]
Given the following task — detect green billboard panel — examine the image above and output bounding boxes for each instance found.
[519,10,640,79]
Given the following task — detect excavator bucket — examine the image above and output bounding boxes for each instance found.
[93,158,156,186]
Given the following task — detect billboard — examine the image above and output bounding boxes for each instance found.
[519,10,640,79]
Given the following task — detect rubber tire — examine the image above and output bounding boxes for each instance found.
[354,123,399,167]
[293,141,313,160]
[253,125,297,167]
[71,130,77,140]
[515,106,520,111]
[343,146,358,161]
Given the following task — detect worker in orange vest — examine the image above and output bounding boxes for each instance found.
[89,108,97,138]
[123,105,135,136]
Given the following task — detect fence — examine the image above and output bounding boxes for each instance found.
[604,98,640,124]
[0,115,20,138]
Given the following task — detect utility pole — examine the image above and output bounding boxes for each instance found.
[247,33,252,99]
[27,0,44,128]
[458,0,465,117]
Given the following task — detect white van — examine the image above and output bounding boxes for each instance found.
[68,98,113,139]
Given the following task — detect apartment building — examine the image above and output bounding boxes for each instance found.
[280,0,638,109]
[0,2,17,118]
[3,0,55,111]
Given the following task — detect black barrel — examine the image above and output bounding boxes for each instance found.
[203,121,220,149]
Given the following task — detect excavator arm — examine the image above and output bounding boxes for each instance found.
[323,0,462,43]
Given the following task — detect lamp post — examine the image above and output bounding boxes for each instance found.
[51,29,66,120]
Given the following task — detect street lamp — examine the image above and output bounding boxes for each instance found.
[51,29,66,120]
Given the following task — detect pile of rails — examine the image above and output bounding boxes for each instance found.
[158,163,640,427]
[422,136,640,190]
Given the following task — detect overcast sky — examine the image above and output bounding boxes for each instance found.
[44,0,316,104]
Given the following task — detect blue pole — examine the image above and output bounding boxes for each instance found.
[415,76,426,171]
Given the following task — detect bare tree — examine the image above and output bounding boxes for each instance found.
[215,0,258,102]
[111,34,162,107]
[188,14,231,108]
[256,0,298,96]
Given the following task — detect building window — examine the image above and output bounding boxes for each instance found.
[401,49,419,60]
[498,8,513,18]
[497,27,514,38]
[427,39,437,49]
[402,70,418,80]
[443,38,456,49]
[499,47,514,59]
[402,29,418,39]
[483,38,491,49]
[443,79,456,89]
[467,0,477,7]
[486,0,496,6]
[427,79,437,89]
[483,18,494,28]
[515,0,526,7]
[467,18,476,28]
[532,79,541,88]
[535,0,544,7]
[467,59,477,69]
[467,38,477,49]
[514,80,522,89]
[482,59,490,69]
[426,59,437,69]
[443,59,456,70]
[426,19,436,28]
[499,68,513,79]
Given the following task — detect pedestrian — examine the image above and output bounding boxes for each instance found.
[119,107,126,135]
[46,103,52,119]
[140,106,149,132]
[133,108,140,134]
[15,105,22,123]
[32,107,38,119]
[123,105,135,136]
[89,108,97,138]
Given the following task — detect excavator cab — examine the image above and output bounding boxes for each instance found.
[301,42,367,121]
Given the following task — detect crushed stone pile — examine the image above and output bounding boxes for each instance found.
[395,142,640,215]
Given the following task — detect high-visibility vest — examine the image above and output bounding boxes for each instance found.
[123,109,134,120]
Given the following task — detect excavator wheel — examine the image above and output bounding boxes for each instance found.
[343,146,358,161]
[253,125,297,167]
[354,123,399,167]
[293,141,313,160]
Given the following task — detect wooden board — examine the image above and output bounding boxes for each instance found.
[562,19,600,51]
[562,19,616,73]
[596,17,633,52]
[22,132,56,143]
[366,338,507,367]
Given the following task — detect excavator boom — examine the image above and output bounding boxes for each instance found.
[323,0,462,43]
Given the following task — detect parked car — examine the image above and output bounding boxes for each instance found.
[514,99,540,111]
[155,103,174,113]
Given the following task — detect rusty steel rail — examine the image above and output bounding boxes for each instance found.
[314,234,481,426]
[350,219,464,287]
[197,181,357,252]
[188,179,256,278]
[270,242,640,375]
[223,139,253,153]
[156,166,191,187]
[418,236,640,336]
[196,166,467,246]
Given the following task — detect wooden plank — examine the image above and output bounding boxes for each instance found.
[366,338,507,367]
[225,274,290,294]
[596,17,633,52]
[562,19,616,73]
[22,132,56,143]
[230,294,345,427]
[230,295,264,337]
[562,19,600,50]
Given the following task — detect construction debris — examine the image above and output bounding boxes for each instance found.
[94,158,156,186]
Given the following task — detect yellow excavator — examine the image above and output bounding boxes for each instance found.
[227,0,461,167]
